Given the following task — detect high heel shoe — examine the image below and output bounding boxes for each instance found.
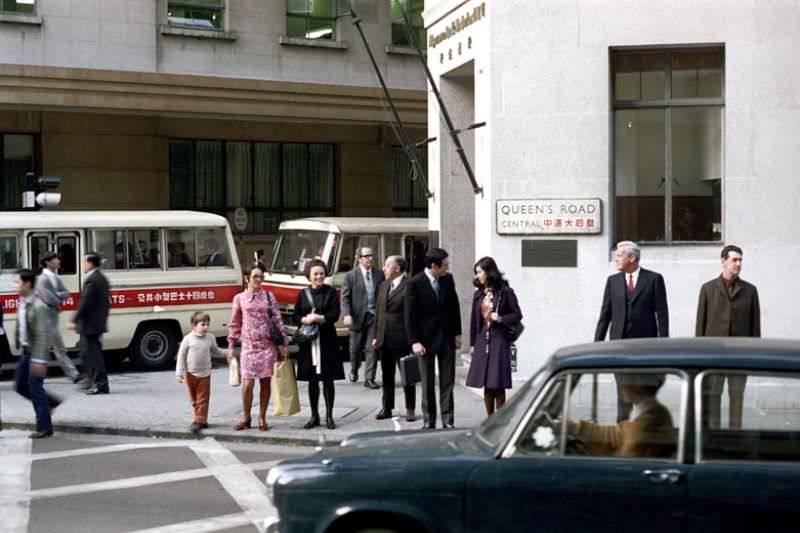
[233,419,251,431]
[258,419,268,431]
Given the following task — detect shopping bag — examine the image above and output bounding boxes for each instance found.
[272,360,301,416]
[228,357,241,387]
[399,354,421,387]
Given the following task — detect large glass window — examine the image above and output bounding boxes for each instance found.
[167,0,224,30]
[393,146,428,217]
[0,235,20,272]
[286,0,337,40]
[613,48,724,244]
[390,0,424,47]
[0,0,35,14]
[170,139,335,233]
[1,134,35,210]
[700,372,800,463]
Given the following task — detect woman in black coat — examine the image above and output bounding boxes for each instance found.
[293,258,344,429]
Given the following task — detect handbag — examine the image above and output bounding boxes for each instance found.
[228,357,241,387]
[272,360,301,416]
[292,288,320,344]
[266,292,285,347]
[497,289,525,343]
[399,353,421,387]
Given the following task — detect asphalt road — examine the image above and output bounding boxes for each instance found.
[0,430,315,533]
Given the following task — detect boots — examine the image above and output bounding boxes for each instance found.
[323,380,336,430]
[304,380,320,429]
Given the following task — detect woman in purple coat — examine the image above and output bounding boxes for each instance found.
[466,257,523,415]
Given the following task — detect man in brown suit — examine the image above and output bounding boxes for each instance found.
[696,245,761,429]
[372,255,415,422]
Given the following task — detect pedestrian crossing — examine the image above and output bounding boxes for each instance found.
[0,430,281,533]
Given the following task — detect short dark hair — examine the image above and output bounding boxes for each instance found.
[424,248,449,269]
[85,252,102,268]
[390,255,407,273]
[15,268,36,288]
[191,311,211,326]
[244,264,264,279]
[473,256,506,289]
[304,258,328,279]
[721,245,743,260]
[41,251,59,267]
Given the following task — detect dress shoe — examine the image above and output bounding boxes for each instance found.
[349,372,358,383]
[405,409,416,422]
[303,415,320,429]
[421,423,436,430]
[443,422,455,429]
[325,415,336,430]
[85,386,109,395]
[29,430,53,439]
[375,408,392,420]
[190,422,202,433]
[364,379,380,390]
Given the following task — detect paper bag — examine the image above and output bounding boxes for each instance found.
[228,357,241,387]
[272,360,301,416]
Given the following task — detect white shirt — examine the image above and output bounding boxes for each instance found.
[18,295,32,348]
[390,276,403,293]
[627,267,641,289]
[424,268,438,293]
[630,395,659,421]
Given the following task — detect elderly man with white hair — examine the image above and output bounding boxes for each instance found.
[594,241,669,420]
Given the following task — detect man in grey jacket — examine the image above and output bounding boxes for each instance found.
[14,268,60,438]
[37,251,81,381]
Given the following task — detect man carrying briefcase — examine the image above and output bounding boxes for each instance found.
[372,255,416,422]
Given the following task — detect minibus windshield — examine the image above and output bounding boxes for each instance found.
[270,230,335,274]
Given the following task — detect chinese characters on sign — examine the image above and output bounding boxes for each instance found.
[497,199,602,235]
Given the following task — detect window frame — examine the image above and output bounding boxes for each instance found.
[166,0,225,32]
[0,0,37,15]
[503,368,690,464]
[389,0,425,47]
[285,0,338,41]
[694,369,800,465]
[392,145,429,217]
[611,47,726,245]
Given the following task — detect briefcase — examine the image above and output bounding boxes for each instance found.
[399,354,421,387]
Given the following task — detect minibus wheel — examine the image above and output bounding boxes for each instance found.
[130,322,179,371]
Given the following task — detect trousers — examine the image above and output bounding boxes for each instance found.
[186,373,211,424]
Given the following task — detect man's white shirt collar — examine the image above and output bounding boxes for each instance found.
[627,267,641,288]
[391,276,402,291]
[630,395,658,421]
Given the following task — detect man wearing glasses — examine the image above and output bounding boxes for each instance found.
[341,247,384,388]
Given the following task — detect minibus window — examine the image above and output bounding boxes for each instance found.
[91,230,127,270]
[56,236,77,275]
[198,228,230,267]
[167,229,197,268]
[0,236,19,271]
[130,229,161,269]
[271,230,330,274]
[29,235,49,272]
[384,235,402,261]
[338,235,380,273]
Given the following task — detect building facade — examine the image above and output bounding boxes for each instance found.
[0,0,428,258]
[424,0,800,378]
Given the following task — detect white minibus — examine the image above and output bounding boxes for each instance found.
[0,211,241,371]
[263,217,428,341]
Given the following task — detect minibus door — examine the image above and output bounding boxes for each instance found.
[404,235,429,276]
[27,231,82,349]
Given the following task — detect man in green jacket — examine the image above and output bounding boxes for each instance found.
[695,245,761,429]
[14,268,60,438]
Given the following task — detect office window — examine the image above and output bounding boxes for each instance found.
[0,0,35,14]
[170,139,335,233]
[393,146,428,217]
[1,134,35,210]
[613,48,724,243]
[286,0,337,40]
[167,0,224,30]
[390,0,424,47]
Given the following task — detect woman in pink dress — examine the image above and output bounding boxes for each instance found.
[227,265,288,431]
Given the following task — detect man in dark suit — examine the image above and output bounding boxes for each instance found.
[341,246,384,389]
[69,252,111,395]
[696,245,760,429]
[203,238,226,266]
[405,248,461,429]
[595,240,669,420]
[373,255,415,422]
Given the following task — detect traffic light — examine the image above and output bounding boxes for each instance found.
[22,172,62,209]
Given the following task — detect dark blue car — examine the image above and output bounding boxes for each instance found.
[266,338,800,533]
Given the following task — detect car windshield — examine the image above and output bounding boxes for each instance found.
[475,368,546,448]
[270,230,335,274]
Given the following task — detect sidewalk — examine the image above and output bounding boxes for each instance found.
[0,360,486,446]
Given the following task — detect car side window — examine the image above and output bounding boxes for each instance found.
[514,376,567,456]
[563,371,683,460]
[699,372,800,463]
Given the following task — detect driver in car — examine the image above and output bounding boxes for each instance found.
[566,373,676,458]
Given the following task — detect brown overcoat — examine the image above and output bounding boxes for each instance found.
[695,276,761,337]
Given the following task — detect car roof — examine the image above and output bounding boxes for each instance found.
[549,337,800,372]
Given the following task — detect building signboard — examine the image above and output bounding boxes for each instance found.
[497,199,602,235]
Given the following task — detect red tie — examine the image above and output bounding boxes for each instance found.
[627,273,635,294]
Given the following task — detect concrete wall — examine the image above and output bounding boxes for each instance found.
[426,0,800,378]
[0,0,424,91]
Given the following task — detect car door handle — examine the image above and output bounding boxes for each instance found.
[643,469,683,484]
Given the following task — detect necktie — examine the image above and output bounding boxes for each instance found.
[432,278,440,299]
[627,273,635,295]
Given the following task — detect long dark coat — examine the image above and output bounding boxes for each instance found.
[293,285,344,381]
[695,276,760,337]
[466,284,522,389]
